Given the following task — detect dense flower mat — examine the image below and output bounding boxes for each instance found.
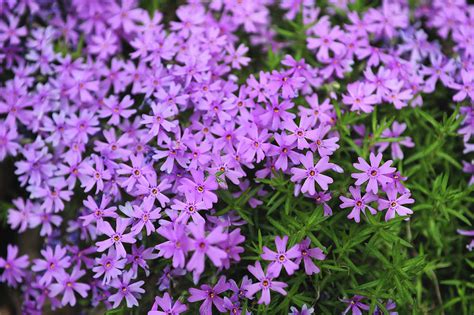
[0,0,473,314]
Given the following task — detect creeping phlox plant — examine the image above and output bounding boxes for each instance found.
[0,0,473,314]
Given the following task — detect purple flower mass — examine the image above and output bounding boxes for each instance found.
[0,0,472,314]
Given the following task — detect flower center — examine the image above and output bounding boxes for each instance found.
[356,200,363,207]
[262,279,269,287]
[197,185,204,192]
[390,201,397,207]
[113,235,120,242]
[309,170,316,176]
[66,282,73,287]
[370,170,377,177]
[278,254,285,262]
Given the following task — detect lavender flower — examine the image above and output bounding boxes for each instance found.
[245,261,288,305]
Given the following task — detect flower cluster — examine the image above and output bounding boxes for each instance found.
[0,0,472,314]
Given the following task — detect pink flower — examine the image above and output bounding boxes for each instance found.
[290,152,335,194]
[351,152,395,194]
[261,235,300,277]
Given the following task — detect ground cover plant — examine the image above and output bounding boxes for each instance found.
[0,0,473,314]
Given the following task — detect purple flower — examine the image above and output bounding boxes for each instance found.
[0,15,27,45]
[80,195,117,228]
[310,124,340,157]
[15,146,54,186]
[267,133,300,171]
[188,276,228,314]
[100,95,136,125]
[307,24,346,61]
[157,266,186,291]
[378,188,414,221]
[342,295,370,315]
[7,198,36,233]
[108,271,145,308]
[225,44,250,69]
[172,191,210,224]
[32,244,71,285]
[120,199,161,236]
[340,186,378,223]
[458,229,474,251]
[0,244,29,287]
[352,152,395,194]
[28,177,73,213]
[228,275,253,301]
[178,169,218,208]
[240,124,270,163]
[244,261,288,305]
[374,299,398,315]
[291,152,335,194]
[299,94,334,126]
[92,249,126,285]
[258,97,296,130]
[309,191,333,216]
[377,122,414,160]
[283,115,317,150]
[126,244,158,278]
[156,222,189,268]
[384,80,413,110]
[295,237,326,275]
[269,70,305,99]
[135,173,171,207]
[289,304,315,315]
[450,70,474,102]
[64,109,99,141]
[0,123,20,160]
[79,155,112,193]
[186,221,227,275]
[117,154,153,192]
[261,235,300,277]
[219,228,245,269]
[49,267,90,307]
[343,82,379,113]
[96,218,137,258]
[141,102,177,137]
[149,292,187,315]
[223,297,244,315]
[108,0,145,33]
